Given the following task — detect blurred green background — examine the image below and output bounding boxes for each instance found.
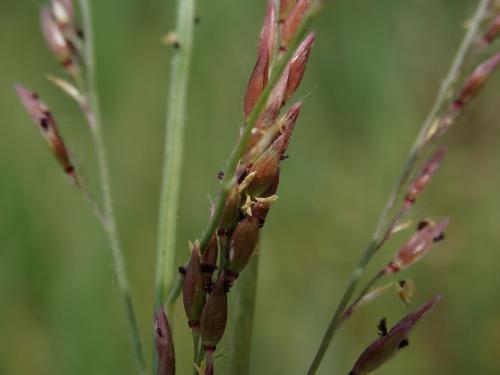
[1,0,500,374]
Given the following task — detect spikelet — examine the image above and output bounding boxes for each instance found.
[15,84,77,183]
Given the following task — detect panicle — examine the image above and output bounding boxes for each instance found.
[349,295,442,375]
[404,146,447,207]
[386,219,449,273]
[182,243,206,331]
[453,52,500,110]
[155,307,176,375]
[15,84,76,180]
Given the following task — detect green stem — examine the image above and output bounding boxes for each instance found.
[155,0,196,311]
[229,251,260,375]
[306,1,491,374]
[78,1,146,373]
[166,1,323,308]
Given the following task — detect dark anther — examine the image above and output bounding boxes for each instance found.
[178,266,186,275]
[377,318,388,337]
[76,28,85,40]
[258,218,266,228]
[452,99,464,111]
[417,220,430,231]
[224,283,232,293]
[173,41,181,49]
[217,171,224,180]
[31,92,39,99]
[40,118,49,130]
[280,154,289,161]
[398,338,409,349]
[155,327,163,337]
[433,232,445,242]
[65,165,75,174]
[238,171,247,184]
[194,16,201,24]
[398,280,407,288]
[201,263,217,274]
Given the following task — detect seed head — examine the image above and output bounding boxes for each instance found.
[386,219,449,273]
[15,84,76,179]
[155,307,176,375]
[349,296,442,375]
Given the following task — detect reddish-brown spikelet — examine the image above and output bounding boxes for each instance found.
[246,108,299,196]
[227,215,260,276]
[155,307,176,375]
[404,146,447,207]
[40,7,76,75]
[15,85,76,178]
[453,52,500,110]
[284,32,315,102]
[281,0,312,50]
[244,0,277,119]
[349,295,442,375]
[386,219,449,273]
[200,275,228,350]
[182,244,205,330]
[244,101,302,164]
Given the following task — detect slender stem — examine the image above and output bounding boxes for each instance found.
[340,269,385,324]
[306,1,491,374]
[78,1,146,373]
[155,0,196,310]
[166,1,323,307]
[229,251,260,375]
